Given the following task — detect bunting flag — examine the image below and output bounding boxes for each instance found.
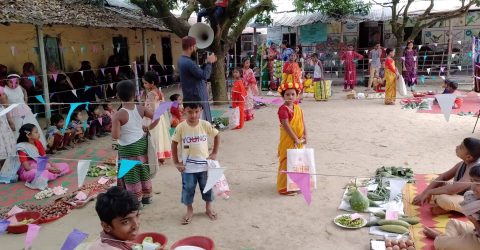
[100,68,105,76]
[440,67,445,72]
[116,43,121,53]
[413,56,417,61]
[118,159,141,178]
[0,220,9,235]
[335,71,339,77]
[364,50,368,54]
[36,156,48,179]
[77,160,90,188]
[0,104,18,117]
[71,46,76,53]
[333,52,337,55]
[35,95,46,104]
[332,60,336,66]
[440,76,446,80]
[458,40,462,45]
[412,77,417,83]
[110,83,114,89]
[25,224,41,249]
[63,103,86,132]
[98,117,103,126]
[203,167,225,193]
[52,73,58,82]
[85,85,91,91]
[434,43,438,47]
[418,45,422,50]
[79,71,84,78]
[401,57,405,61]
[452,54,456,59]
[469,51,473,58]
[71,90,77,97]
[286,172,312,205]
[419,75,426,84]
[368,59,372,63]
[153,102,173,121]
[435,94,456,122]
[60,229,88,250]
[458,65,462,71]
[28,76,36,88]
[10,46,16,56]
[115,66,119,75]
[427,68,431,74]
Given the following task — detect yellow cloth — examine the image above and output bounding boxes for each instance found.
[384,66,396,104]
[277,104,304,194]
[434,219,480,250]
[303,79,314,93]
[431,194,464,213]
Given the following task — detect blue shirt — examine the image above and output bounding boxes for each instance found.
[280,48,294,62]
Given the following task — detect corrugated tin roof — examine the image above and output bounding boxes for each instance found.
[105,0,140,10]
[0,0,168,31]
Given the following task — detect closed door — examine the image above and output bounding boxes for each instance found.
[112,36,129,66]
[44,37,63,69]
[161,37,173,66]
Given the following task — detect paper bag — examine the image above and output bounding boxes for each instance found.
[286,148,316,191]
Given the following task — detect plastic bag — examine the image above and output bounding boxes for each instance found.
[25,176,48,190]
[286,148,317,192]
[227,107,240,130]
[396,76,407,96]
[207,160,231,199]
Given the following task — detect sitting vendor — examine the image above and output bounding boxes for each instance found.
[412,137,480,215]
[17,124,70,184]
[437,79,463,109]
[86,186,141,249]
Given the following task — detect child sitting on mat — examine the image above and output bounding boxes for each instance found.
[69,110,86,144]
[437,79,463,109]
[46,114,73,154]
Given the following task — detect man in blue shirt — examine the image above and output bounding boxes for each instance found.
[177,36,217,122]
[279,40,294,62]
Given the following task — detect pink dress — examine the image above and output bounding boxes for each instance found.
[341,51,364,89]
[242,68,258,121]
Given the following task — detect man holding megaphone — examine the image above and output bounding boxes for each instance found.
[178,36,217,122]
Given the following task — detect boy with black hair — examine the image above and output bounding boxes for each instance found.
[46,113,72,154]
[89,186,140,249]
[171,97,220,225]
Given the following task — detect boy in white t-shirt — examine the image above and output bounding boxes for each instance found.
[171,98,220,225]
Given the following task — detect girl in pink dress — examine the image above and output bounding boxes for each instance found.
[341,45,364,90]
[242,58,258,121]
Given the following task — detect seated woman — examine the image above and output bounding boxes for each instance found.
[413,137,480,215]
[16,124,70,184]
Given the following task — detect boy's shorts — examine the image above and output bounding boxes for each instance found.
[181,171,214,205]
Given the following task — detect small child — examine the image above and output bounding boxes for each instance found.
[88,105,110,139]
[303,72,314,94]
[373,62,386,92]
[68,110,86,144]
[461,164,480,223]
[88,186,140,249]
[171,97,220,224]
[102,101,116,132]
[231,68,247,129]
[46,114,73,154]
[170,94,184,128]
[438,79,463,109]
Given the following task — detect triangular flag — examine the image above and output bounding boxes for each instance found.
[458,65,462,71]
[71,46,76,53]
[28,76,36,87]
[79,71,83,78]
[11,78,17,88]
[458,40,462,45]
[0,220,9,235]
[427,68,431,74]
[77,160,90,188]
[115,66,119,75]
[117,43,121,53]
[452,54,456,58]
[35,156,48,179]
[434,43,438,47]
[468,51,473,58]
[418,45,422,50]
[332,60,336,66]
[153,102,173,121]
[118,159,141,178]
[82,120,87,132]
[420,75,425,84]
[364,50,368,54]
[286,172,312,205]
[35,95,45,104]
[71,90,77,97]
[25,224,41,249]
[435,94,457,122]
[333,52,337,55]
[63,103,85,132]
[440,67,445,72]
[85,85,91,91]
[368,59,372,63]
[335,71,338,77]
[52,73,58,82]
[413,56,417,61]
[412,77,417,83]
[110,83,114,89]
[401,57,405,61]
[100,68,105,76]
[10,46,15,56]
[60,229,88,250]
[98,117,103,126]
[203,167,225,193]
[440,76,446,80]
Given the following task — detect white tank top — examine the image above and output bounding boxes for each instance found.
[118,105,145,146]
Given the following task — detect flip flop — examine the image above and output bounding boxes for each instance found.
[181,216,192,225]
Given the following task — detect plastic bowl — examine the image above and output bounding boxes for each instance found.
[7,211,41,234]
[170,236,215,250]
[133,232,168,249]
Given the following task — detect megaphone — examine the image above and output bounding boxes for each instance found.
[189,23,214,49]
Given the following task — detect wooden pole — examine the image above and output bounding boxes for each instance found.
[142,29,148,73]
[36,25,51,123]
[133,61,139,96]
[447,19,453,77]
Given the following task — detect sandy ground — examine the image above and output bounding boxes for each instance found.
[1,83,478,250]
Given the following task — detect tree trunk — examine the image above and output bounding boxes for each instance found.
[211,43,228,103]
[395,40,404,72]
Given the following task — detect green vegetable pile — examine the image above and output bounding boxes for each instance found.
[212,117,229,129]
[335,215,364,228]
[375,166,414,183]
[87,165,117,177]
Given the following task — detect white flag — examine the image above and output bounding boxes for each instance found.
[435,94,457,122]
[203,167,225,193]
[71,90,77,97]
[77,160,91,188]
[458,65,462,71]
[427,68,431,74]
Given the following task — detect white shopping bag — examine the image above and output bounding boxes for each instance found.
[397,76,407,96]
[147,135,159,178]
[286,148,316,192]
[227,107,240,129]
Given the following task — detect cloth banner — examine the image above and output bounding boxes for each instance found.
[286,148,316,192]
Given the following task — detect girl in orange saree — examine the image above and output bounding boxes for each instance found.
[276,82,307,195]
[282,53,303,102]
[384,48,399,105]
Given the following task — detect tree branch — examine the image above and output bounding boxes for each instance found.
[180,0,197,20]
[401,0,414,28]
[147,0,191,38]
[226,0,273,45]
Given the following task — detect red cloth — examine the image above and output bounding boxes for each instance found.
[215,0,228,7]
[278,105,294,122]
[18,140,45,164]
[232,80,247,129]
[385,58,396,74]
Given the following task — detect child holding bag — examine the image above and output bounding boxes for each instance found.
[276,82,306,195]
[231,68,247,129]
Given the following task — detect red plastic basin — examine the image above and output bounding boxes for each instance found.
[7,211,41,234]
[170,236,215,250]
[133,232,168,249]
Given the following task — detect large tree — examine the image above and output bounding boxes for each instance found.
[130,0,275,102]
[293,0,371,42]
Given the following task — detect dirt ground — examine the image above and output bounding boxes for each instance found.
[1,83,478,250]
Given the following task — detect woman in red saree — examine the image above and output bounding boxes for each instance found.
[242,58,258,121]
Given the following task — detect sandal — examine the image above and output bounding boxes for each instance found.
[181,217,192,225]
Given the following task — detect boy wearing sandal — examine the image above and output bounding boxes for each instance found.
[171,98,220,225]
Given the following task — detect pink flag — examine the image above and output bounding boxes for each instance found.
[25,224,41,249]
[286,172,312,205]
[440,67,445,72]
[150,65,153,70]
[52,73,58,82]
[401,57,405,61]
[100,68,105,76]
[271,98,284,106]
[98,117,103,126]
[115,66,119,75]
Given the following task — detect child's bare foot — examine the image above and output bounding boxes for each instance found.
[423,226,441,239]
[206,202,217,220]
[182,205,193,225]
[430,206,448,215]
